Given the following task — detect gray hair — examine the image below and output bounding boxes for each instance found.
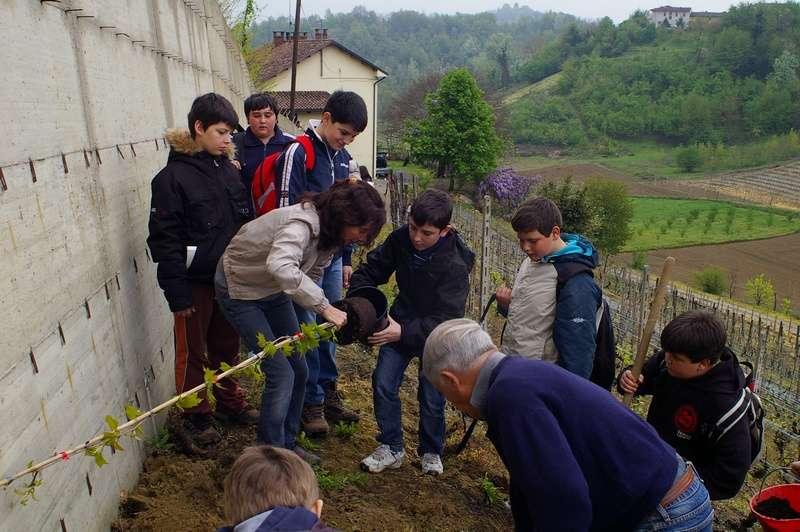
[423,319,497,384]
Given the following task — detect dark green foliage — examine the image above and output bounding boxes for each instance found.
[694,267,728,295]
[630,251,648,271]
[675,146,703,172]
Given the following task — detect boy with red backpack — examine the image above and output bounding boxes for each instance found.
[275,91,368,435]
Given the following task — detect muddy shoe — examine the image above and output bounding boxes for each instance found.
[301,403,329,436]
[361,444,405,473]
[324,382,360,423]
[421,453,443,475]
[293,445,322,465]
[216,406,260,426]
[187,414,221,446]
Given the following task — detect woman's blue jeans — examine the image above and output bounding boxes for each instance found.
[634,458,713,531]
[216,291,307,449]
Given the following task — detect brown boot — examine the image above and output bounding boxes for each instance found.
[324,382,360,423]
[301,403,329,436]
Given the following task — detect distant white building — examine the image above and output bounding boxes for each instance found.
[648,6,692,27]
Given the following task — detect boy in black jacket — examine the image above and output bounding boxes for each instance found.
[350,190,475,475]
[618,310,751,499]
[147,93,257,444]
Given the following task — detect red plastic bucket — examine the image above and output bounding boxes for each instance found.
[749,483,800,531]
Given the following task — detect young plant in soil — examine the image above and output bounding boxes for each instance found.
[480,474,506,506]
[332,421,358,439]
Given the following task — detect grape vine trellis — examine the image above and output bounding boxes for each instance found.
[0,322,336,504]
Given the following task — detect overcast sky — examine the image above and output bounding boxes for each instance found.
[271,1,745,23]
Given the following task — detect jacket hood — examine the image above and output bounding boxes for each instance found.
[544,233,599,269]
[165,128,235,159]
[220,506,332,532]
[687,347,745,397]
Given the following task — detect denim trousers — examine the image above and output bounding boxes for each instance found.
[634,456,714,532]
[372,343,446,456]
[216,291,307,449]
[302,257,342,405]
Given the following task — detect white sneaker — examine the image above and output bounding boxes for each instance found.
[421,453,443,475]
[360,444,405,473]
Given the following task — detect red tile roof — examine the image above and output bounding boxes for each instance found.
[271,91,331,113]
[256,39,385,84]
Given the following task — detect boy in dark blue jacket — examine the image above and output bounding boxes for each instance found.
[220,446,335,532]
[350,190,475,476]
[276,91,368,435]
[496,197,602,378]
[618,310,753,500]
[232,92,295,190]
[424,319,714,532]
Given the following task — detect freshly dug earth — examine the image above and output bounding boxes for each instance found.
[112,343,512,531]
[754,496,800,519]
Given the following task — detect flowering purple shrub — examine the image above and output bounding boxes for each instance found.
[478,167,539,213]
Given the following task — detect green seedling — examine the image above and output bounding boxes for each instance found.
[314,466,368,491]
[147,426,174,451]
[296,431,319,451]
[13,464,41,506]
[480,474,505,506]
[333,421,358,439]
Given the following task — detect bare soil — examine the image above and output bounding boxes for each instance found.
[616,231,800,313]
[111,343,512,532]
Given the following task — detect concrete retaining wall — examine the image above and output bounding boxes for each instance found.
[0,1,252,529]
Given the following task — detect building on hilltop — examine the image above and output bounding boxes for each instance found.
[254,29,387,177]
[648,6,692,28]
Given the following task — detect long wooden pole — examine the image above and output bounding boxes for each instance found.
[623,256,676,406]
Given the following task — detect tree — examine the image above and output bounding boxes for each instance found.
[694,267,728,295]
[536,178,597,237]
[583,179,633,255]
[407,69,505,190]
[675,145,703,172]
[745,273,775,308]
[487,33,513,87]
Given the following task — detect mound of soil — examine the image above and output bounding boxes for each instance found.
[332,297,377,344]
[755,496,800,519]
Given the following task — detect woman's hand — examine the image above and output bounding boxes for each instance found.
[495,285,512,309]
[321,305,348,328]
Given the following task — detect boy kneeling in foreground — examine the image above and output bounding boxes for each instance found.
[618,310,753,500]
[423,319,714,531]
[219,446,334,532]
[349,189,474,475]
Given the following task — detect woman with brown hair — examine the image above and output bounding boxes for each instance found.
[215,180,385,462]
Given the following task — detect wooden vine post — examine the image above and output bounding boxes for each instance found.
[623,257,676,407]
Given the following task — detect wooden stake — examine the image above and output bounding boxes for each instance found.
[623,257,675,407]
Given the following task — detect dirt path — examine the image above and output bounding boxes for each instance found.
[111,344,512,532]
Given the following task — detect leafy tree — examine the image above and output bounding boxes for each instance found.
[536,178,597,238]
[675,145,703,172]
[694,267,728,295]
[630,251,648,271]
[487,33,513,87]
[745,273,775,308]
[407,69,505,190]
[583,179,633,255]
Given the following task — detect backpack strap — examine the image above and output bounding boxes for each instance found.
[708,388,752,443]
[295,134,315,171]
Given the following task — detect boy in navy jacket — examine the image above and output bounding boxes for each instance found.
[276,91,368,435]
[618,310,752,500]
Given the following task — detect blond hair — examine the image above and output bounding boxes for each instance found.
[223,445,320,524]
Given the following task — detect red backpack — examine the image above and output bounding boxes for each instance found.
[251,134,315,217]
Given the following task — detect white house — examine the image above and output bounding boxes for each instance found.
[648,6,692,27]
[255,29,387,177]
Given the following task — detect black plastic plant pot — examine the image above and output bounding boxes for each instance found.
[331,286,389,345]
[348,286,389,333]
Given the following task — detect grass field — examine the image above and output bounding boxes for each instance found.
[624,197,800,252]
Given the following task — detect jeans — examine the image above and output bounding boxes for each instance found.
[216,291,307,449]
[303,257,343,405]
[634,457,713,532]
[372,343,445,456]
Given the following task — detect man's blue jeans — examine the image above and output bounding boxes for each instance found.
[372,343,446,456]
[633,457,713,532]
[302,257,342,406]
[216,291,307,449]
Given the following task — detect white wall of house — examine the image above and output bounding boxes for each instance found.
[267,47,385,177]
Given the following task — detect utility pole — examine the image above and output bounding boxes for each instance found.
[289,0,301,115]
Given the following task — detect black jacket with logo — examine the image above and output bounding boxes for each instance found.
[147,129,253,312]
[620,347,751,499]
[348,226,475,353]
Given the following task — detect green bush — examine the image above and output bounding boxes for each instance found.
[631,251,648,270]
[694,267,728,295]
[675,146,703,172]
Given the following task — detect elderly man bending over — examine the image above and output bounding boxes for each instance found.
[422,319,714,532]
